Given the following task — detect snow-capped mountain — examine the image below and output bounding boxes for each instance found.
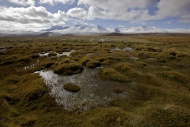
[116,26,167,33]
[1,25,190,36]
[107,26,190,34]
[107,28,121,33]
[166,28,190,33]
[44,26,70,31]
[44,25,109,35]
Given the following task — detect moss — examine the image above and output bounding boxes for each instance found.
[54,63,84,76]
[99,68,129,82]
[86,60,101,69]
[63,83,81,93]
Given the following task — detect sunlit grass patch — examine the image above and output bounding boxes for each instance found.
[135,105,190,127]
[114,62,141,78]
[54,63,84,75]
[99,68,130,82]
[158,71,189,85]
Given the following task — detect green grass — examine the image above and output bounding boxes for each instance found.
[54,63,84,75]
[99,68,130,82]
[0,35,190,127]
[63,83,81,93]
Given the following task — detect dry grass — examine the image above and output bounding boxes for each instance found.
[63,83,81,93]
[99,68,130,82]
[0,35,190,127]
[54,63,84,75]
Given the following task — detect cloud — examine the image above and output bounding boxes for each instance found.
[67,8,88,19]
[39,0,75,6]
[155,0,190,22]
[76,0,190,23]
[0,6,67,32]
[78,0,157,10]
[67,5,153,22]
[76,0,157,21]
[1,0,189,33]
[8,0,35,6]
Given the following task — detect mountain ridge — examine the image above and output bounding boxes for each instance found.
[1,25,190,36]
[42,25,190,36]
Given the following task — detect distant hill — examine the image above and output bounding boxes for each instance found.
[1,25,190,36]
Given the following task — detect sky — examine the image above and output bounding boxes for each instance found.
[0,0,190,32]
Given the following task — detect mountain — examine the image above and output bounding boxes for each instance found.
[40,32,62,36]
[44,25,109,35]
[119,26,167,33]
[41,25,190,36]
[44,26,70,31]
[166,28,190,33]
[107,28,121,33]
[96,25,108,32]
[1,25,190,37]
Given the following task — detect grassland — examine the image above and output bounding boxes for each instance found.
[0,35,190,127]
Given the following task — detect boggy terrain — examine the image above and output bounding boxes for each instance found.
[0,35,190,127]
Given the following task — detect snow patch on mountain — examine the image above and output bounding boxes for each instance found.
[1,25,190,36]
[119,26,168,33]
[46,25,109,35]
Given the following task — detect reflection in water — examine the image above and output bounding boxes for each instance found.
[36,68,129,111]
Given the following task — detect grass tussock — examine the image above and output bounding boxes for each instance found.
[80,56,90,66]
[99,68,130,82]
[90,107,131,127]
[114,62,141,78]
[63,83,81,93]
[6,75,20,84]
[86,60,101,69]
[158,71,189,85]
[0,35,190,127]
[54,63,84,75]
[137,105,190,127]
